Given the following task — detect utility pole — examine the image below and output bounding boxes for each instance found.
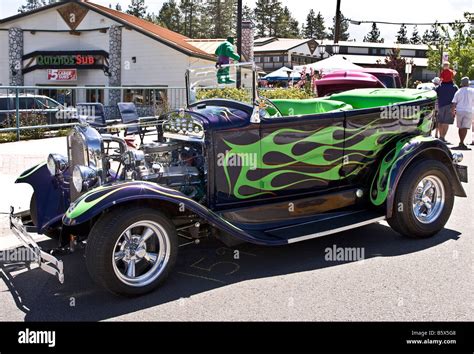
[236,0,243,88]
[334,0,341,44]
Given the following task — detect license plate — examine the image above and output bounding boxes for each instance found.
[455,164,468,183]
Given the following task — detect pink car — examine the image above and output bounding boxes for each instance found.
[316,70,386,97]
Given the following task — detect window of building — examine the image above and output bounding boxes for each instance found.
[86,87,105,103]
[254,56,261,63]
[263,56,271,63]
[273,56,281,62]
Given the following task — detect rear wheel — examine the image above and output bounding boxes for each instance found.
[388,160,454,238]
[86,207,178,296]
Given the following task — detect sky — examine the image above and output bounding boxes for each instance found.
[0,0,471,42]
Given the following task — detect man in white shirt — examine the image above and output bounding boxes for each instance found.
[451,77,474,150]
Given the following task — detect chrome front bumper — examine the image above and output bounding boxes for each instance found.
[9,208,64,284]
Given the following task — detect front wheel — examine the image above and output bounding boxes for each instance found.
[86,207,178,296]
[388,160,454,238]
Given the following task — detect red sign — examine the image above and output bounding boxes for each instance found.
[47,69,77,81]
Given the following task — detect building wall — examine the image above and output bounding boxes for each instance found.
[0,31,8,86]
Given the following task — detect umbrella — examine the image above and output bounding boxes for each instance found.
[262,66,301,82]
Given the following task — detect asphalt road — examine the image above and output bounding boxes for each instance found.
[0,130,472,321]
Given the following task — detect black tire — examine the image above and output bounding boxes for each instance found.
[30,192,60,239]
[86,207,178,296]
[388,159,454,238]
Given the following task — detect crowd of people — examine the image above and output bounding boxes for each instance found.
[433,62,474,150]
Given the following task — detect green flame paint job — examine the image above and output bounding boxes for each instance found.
[370,135,437,205]
[222,118,410,199]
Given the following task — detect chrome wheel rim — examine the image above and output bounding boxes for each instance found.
[412,175,445,224]
[112,220,170,287]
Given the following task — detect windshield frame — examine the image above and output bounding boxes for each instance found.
[185,61,257,108]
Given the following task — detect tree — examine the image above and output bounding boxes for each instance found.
[396,24,409,44]
[242,5,254,22]
[303,9,317,38]
[18,0,46,13]
[275,6,300,38]
[383,47,413,86]
[157,0,182,33]
[254,0,284,37]
[115,3,123,11]
[410,25,421,44]
[313,12,327,39]
[422,23,441,45]
[127,0,147,18]
[363,22,384,43]
[327,12,350,41]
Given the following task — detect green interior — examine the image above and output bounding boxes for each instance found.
[266,88,437,117]
[269,99,353,116]
[327,88,437,109]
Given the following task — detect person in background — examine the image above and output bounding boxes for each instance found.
[451,76,474,150]
[431,77,441,138]
[435,79,458,144]
[440,61,455,83]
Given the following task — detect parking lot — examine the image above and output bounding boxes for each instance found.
[0,130,472,321]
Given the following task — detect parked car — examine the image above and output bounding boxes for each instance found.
[358,67,402,88]
[10,63,467,296]
[0,94,73,127]
[417,82,436,90]
[316,70,386,96]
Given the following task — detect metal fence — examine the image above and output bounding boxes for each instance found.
[0,86,187,141]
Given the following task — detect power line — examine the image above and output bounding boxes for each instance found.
[347,19,472,26]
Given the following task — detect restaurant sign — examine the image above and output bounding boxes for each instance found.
[47,69,78,81]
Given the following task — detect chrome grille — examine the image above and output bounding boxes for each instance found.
[67,129,88,201]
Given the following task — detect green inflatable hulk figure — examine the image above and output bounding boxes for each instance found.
[215,37,240,84]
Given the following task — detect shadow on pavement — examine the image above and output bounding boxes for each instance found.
[0,223,461,321]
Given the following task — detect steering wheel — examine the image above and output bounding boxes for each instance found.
[258,98,283,118]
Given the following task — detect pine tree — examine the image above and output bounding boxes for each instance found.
[303,9,317,38]
[127,0,147,18]
[327,12,350,41]
[18,0,46,13]
[422,23,441,44]
[410,25,421,44]
[363,22,384,43]
[276,6,299,38]
[313,12,327,40]
[254,0,271,37]
[396,24,409,44]
[205,0,236,38]
[115,3,122,11]
[242,5,254,22]
[157,0,182,33]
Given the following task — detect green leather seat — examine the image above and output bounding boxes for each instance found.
[269,98,353,117]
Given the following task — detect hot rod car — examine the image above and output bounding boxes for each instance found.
[10,63,467,296]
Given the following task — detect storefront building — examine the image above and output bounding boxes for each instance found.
[0,0,214,108]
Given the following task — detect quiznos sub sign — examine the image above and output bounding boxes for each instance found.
[47,69,77,81]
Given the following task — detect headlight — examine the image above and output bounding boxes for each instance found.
[72,165,98,192]
[47,153,68,176]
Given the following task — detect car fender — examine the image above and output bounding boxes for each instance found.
[62,180,278,245]
[15,163,70,232]
[370,136,466,217]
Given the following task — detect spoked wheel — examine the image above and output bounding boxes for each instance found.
[411,176,445,225]
[86,208,178,296]
[112,220,171,288]
[388,160,454,238]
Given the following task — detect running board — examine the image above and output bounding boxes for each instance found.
[264,210,386,244]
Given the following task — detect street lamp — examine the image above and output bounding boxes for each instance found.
[332,44,340,55]
[316,45,326,59]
